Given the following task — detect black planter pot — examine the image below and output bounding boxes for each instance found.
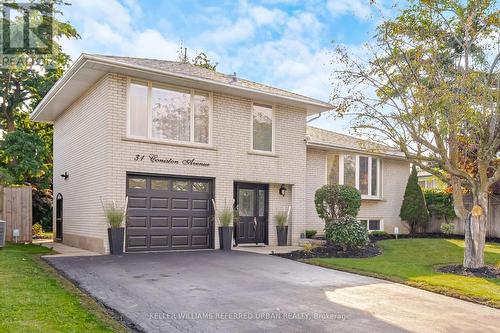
[218,226,233,251]
[276,226,288,246]
[108,227,124,255]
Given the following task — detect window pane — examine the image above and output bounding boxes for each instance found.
[359,156,369,195]
[192,181,209,192]
[360,220,368,229]
[344,155,356,187]
[252,104,273,151]
[151,179,169,190]
[129,83,148,137]
[151,86,190,141]
[371,158,378,196]
[194,93,209,143]
[172,180,188,191]
[369,220,381,231]
[238,189,255,217]
[258,190,265,217]
[128,178,146,189]
[327,154,339,185]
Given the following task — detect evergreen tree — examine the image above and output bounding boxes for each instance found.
[400,165,429,234]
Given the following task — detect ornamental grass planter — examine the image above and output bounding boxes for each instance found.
[108,227,124,255]
[276,226,288,246]
[219,226,233,251]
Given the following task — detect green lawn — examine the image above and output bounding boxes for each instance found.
[307,239,500,308]
[0,243,129,333]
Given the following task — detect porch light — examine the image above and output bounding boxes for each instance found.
[60,172,69,180]
[279,184,286,197]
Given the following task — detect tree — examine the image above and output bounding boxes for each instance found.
[332,0,499,268]
[315,185,362,221]
[0,1,79,133]
[424,189,456,223]
[400,166,430,233]
[178,45,218,71]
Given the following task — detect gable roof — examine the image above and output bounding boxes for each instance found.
[31,53,333,122]
[306,126,405,159]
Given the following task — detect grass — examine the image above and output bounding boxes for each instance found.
[307,238,500,308]
[0,243,130,333]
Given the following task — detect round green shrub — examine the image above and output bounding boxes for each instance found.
[440,222,455,235]
[325,215,369,251]
[315,184,361,221]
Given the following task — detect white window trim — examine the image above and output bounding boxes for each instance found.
[126,77,213,146]
[250,102,275,153]
[326,153,382,199]
[359,218,384,232]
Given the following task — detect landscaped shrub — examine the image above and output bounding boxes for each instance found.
[32,223,43,237]
[305,229,317,239]
[370,231,389,238]
[400,165,429,233]
[424,189,456,223]
[32,188,53,231]
[302,243,315,252]
[440,223,455,235]
[315,184,361,221]
[324,215,369,251]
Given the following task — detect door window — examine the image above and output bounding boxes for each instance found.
[238,189,255,216]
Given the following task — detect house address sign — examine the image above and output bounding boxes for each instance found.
[134,154,210,167]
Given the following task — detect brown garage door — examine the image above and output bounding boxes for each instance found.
[126,174,213,252]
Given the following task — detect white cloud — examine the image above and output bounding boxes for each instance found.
[249,6,287,26]
[198,19,256,45]
[326,0,374,20]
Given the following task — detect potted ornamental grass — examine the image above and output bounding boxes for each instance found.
[101,198,128,255]
[275,209,289,246]
[217,207,234,251]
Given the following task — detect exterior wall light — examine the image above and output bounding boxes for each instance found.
[60,172,69,180]
[279,184,286,197]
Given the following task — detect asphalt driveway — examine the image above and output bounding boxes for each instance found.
[45,251,499,333]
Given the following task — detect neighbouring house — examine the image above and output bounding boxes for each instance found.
[31,54,410,254]
[417,170,446,190]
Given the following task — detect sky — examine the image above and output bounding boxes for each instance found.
[59,0,398,133]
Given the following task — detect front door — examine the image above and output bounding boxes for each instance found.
[234,183,268,245]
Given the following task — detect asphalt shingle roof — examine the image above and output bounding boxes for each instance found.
[88,54,332,108]
[306,126,404,157]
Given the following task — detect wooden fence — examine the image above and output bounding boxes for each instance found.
[3,186,32,242]
[426,194,500,238]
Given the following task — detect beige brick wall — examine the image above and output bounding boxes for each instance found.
[305,148,410,234]
[53,76,112,253]
[54,73,308,253]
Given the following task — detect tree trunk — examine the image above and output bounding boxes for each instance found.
[463,193,488,269]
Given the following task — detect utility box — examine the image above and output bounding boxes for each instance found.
[0,220,6,248]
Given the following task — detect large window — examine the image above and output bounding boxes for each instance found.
[252,103,273,152]
[128,79,211,144]
[327,153,381,198]
[359,219,383,232]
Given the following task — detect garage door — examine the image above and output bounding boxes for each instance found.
[126,174,213,252]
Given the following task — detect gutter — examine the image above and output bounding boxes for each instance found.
[306,141,407,160]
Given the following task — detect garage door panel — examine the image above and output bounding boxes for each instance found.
[126,174,212,252]
[191,235,209,247]
[171,199,189,209]
[150,236,169,247]
[127,236,147,248]
[192,199,209,210]
[172,217,189,228]
[127,216,147,227]
[150,217,169,228]
[129,197,148,208]
[171,235,189,247]
[150,198,169,209]
[192,217,209,228]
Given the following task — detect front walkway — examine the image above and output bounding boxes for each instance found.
[233,244,303,254]
[41,242,101,257]
[45,250,500,333]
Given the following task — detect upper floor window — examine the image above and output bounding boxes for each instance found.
[128,79,211,144]
[327,153,381,198]
[252,103,273,152]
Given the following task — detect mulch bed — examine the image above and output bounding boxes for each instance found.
[273,243,381,260]
[437,264,500,278]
